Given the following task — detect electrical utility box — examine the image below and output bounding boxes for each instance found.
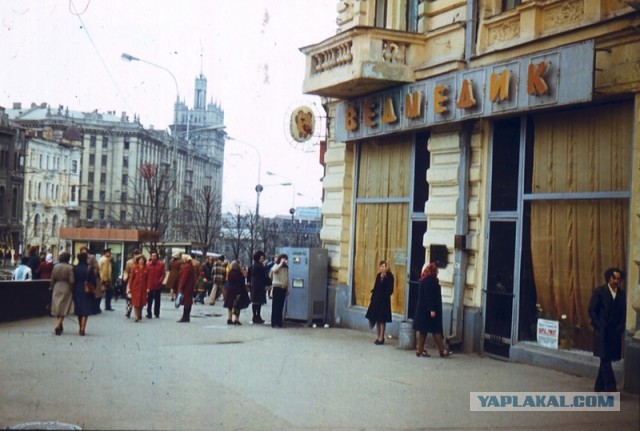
[278,247,328,324]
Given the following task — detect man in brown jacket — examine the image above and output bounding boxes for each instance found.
[99,249,113,311]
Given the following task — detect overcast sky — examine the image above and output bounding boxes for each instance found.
[0,0,336,216]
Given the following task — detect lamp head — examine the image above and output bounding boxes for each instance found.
[121,53,139,62]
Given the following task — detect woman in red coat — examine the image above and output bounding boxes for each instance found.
[127,255,149,322]
[177,255,196,323]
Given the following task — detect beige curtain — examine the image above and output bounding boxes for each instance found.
[530,101,631,351]
[353,137,412,314]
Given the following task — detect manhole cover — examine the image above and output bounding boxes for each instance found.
[8,421,82,430]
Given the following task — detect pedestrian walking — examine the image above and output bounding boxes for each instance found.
[27,246,40,280]
[269,254,289,328]
[127,255,149,322]
[50,252,74,336]
[39,253,54,280]
[72,252,97,336]
[166,252,182,302]
[224,260,250,325]
[413,262,453,358]
[99,249,114,311]
[80,246,102,314]
[203,255,214,298]
[122,249,141,318]
[177,255,196,323]
[146,251,166,318]
[365,260,394,345]
[209,255,226,305]
[588,267,626,392]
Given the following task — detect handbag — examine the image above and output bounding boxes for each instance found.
[175,292,184,308]
[84,280,95,295]
[83,268,95,295]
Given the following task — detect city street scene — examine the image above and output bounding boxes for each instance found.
[0,295,638,430]
[2,1,640,430]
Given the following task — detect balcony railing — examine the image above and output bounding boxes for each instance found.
[301,26,425,98]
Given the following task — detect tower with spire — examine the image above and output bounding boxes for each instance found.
[172,61,225,205]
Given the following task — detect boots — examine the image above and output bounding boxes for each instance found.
[252,305,264,324]
[178,306,191,322]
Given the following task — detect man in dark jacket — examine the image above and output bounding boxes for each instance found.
[588,267,626,392]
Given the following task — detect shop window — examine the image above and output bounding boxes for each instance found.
[490,118,520,212]
[519,101,632,352]
[352,136,412,315]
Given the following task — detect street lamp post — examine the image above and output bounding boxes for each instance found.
[121,52,180,241]
[227,137,263,219]
[266,171,296,220]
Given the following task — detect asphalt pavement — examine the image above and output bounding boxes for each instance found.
[0,294,638,431]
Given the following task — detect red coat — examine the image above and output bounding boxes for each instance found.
[178,261,196,307]
[128,265,149,308]
[146,259,166,291]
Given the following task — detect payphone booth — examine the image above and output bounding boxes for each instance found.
[279,247,328,325]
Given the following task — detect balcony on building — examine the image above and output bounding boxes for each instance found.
[300,26,425,99]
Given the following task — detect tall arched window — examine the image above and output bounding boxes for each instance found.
[0,186,5,218]
[33,214,40,238]
[51,215,58,237]
[11,188,18,218]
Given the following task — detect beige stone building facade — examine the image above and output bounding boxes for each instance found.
[302,0,640,391]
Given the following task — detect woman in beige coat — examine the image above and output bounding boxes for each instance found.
[50,252,75,336]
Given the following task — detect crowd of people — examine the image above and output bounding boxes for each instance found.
[7,244,628,383]
[10,246,292,336]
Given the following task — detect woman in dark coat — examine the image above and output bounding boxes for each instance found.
[250,250,268,324]
[413,262,452,357]
[224,260,250,325]
[177,255,196,323]
[365,260,394,345]
[73,252,97,336]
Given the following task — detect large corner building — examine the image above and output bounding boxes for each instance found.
[301,0,640,392]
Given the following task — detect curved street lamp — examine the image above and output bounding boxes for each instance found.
[121,52,180,241]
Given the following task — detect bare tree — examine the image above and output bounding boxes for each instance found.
[183,185,222,253]
[129,162,174,244]
[244,210,260,265]
[260,218,279,257]
[222,205,249,261]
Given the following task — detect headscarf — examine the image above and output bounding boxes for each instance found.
[45,253,53,263]
[419,262,439,282]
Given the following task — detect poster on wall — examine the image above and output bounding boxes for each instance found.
[537,318,559,349]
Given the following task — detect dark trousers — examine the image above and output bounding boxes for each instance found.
[147,290,161,317]
[104,289,113,310]
[271,287,287,327]
[93,297,102,314]
[595,358,617,392]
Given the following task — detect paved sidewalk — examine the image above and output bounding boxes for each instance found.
[0,295,638,430]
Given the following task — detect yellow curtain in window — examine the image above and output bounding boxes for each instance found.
[353,137,411,314]
[530,101,631,351]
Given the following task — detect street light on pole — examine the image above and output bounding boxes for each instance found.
[227,137,263,219]
[266,171,296,220]
[121,52,180,241]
